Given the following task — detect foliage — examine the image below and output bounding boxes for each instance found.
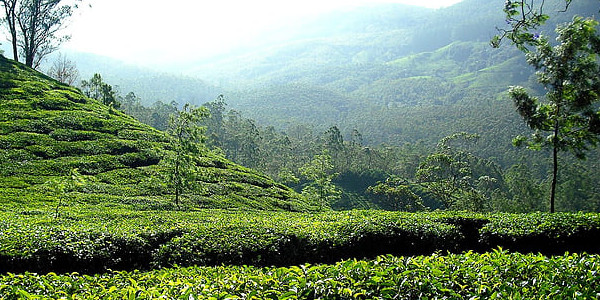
[509,17,600,212]
[1,250,599,299]
[359,133,504,212]
[163,103,209,207]
[80,73,121,108]
[0,55,309,212]
[503,162,546,212]
[0,0,82,68]
[367,175,424,212]
[492,0,553,50]
[492,0,598,51]
[299,150,342,208]
[43,168,85,218]
[417,133,479,210]
[0,205,599,274]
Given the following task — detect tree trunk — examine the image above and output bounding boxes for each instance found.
[24,0,41,67]
[8,2,18,62]
[11,38,18,61]
[550,141,557,213]
[550,115,559,213]
[2,0,19,61]
[175,155,180,208]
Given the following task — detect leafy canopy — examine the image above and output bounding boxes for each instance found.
[163,103,209,207]
[299,150,341,209]
[511,17,600,158]
[509,16,600,212]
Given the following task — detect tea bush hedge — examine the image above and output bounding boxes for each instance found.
[1,250,598,299]
[0,209,598,274]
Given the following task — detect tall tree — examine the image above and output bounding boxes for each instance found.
[415,134,478,210]
[164,103,209,207]
[415,132,502,211]
[0,0,19,61]
[202,95,227,149]
[80,73,121,108]
[0,0,80,68]
[367,175,424,212]
[509,17,600,212]
[299,150,341,209]
[223,110,262,169]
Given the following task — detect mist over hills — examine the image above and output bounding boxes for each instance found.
[52,0,597,151]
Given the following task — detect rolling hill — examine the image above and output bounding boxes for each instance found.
[0,55,309,211]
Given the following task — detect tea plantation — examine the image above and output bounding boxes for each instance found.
[0,55,308,212]
[1,56,599,298]
[1,206,599,298]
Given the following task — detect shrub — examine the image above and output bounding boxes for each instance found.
[0,250,598,299]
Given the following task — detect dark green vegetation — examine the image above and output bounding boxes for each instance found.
[510,17,600,212]
[192,0,597,142]
[0,55,308,211]
[2,250,599,299]
[1,207,599,274]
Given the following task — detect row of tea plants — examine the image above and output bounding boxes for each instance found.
[0,207,599,273]
[1,249,598,299]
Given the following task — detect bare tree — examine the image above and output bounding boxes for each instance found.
[47,52,78,85]
[0,0,19,61]
[0,0,81,68]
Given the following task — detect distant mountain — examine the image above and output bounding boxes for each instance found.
[58,0,597,152]
[0,55,308,211]
[188,0,507,86]
[181,0,596,145]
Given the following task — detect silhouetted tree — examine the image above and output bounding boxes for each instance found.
[0,0,82,68]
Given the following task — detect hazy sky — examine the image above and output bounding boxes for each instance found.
[65,0,464,66]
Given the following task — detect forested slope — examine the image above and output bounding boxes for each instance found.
[57,0,600,212]
[190,0,596,147]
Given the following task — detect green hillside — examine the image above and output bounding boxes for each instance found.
[184,0,595,146]
[0,55,308,211]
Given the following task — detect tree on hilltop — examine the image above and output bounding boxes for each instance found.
[80,73,121,108]
[47,53,78,85]
[0,0,83,68]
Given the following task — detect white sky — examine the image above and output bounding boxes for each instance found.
[65,0,463,66]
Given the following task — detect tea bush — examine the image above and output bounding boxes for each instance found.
[1,250,598,299]
[0,208,598,274]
